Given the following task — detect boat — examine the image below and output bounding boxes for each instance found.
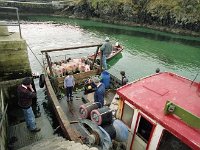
[40,44,125,149]
[88,45,123,62]
[114,72,200,150]
[41,44,200,150]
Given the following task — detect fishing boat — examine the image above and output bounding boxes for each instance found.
[40,44,126,149]
[114,72,200,150]
[41,44,200,150]
[88,44,123,62]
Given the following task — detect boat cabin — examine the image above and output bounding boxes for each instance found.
[116,72,200,150]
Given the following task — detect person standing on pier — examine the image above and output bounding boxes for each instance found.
[17,77,41,133]
[93,77,106,107]
[64,72,75,102]
[99,37,112,70]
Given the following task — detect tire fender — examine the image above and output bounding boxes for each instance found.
[39,74,45,88]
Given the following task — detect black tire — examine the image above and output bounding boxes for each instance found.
[39,74,45,88]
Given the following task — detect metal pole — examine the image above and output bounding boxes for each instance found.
[100,50,103,72]
[91,46,100,69]
[16,8,22,38]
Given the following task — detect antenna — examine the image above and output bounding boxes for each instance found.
[190,73,199,87]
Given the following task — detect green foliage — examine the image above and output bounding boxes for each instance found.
[90,0,133,9]
[144,0,200,22]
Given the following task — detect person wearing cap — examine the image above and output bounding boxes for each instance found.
[93,77,105,107]
[120,71,128,86]
[156,68,160,73]
[17,77,41,132]
[99,37,112,70]
[64,72,75,101]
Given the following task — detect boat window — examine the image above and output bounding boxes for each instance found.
[121,103,134,127]
[157,130,192,150]
[136,116,153,143]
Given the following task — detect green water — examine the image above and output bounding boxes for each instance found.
[21,15,200,82]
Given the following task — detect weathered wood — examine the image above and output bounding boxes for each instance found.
[91,46,100,69]
[45,75,83,143]
[45,52,53,76]
[41,44,102,53]
[88,47,123,61]
[57,69,99,88]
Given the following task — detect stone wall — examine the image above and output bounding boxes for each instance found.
[0,25,32,81]
[0,24,33,126]
[0,1,65,14]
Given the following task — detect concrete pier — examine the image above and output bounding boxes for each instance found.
[0,21,33,149]
[0,22,31,81]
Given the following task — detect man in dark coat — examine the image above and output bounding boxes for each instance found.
[93,77,106,107]
[17,77,40,132]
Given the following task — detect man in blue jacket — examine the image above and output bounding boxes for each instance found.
[93,77,105,107]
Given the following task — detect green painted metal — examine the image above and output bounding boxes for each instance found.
[164,100,200,128]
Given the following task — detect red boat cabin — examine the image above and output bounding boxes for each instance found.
[116,72,200,150]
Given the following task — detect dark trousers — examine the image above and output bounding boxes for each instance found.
[66,86,73,98]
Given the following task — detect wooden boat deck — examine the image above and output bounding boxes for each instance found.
[42,44,121,145]
[58,89,116,141]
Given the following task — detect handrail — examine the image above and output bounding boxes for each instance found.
[41,44,102,53]
[0,7,22,38]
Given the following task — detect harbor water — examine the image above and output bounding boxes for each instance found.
[8,16,200,82]
[7,16,200,124]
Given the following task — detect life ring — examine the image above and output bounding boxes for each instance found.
[39,74,45,88]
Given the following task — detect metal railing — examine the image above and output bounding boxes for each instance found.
[0,7,22,38]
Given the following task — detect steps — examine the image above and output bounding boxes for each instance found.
[18,136,98,150]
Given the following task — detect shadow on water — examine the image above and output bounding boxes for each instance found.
[108,53,123,68]
[83,26,200,48]
[42,90,65,137]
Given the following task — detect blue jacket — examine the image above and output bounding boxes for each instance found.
[94,83,105,107]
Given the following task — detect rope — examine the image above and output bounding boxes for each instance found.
[26,43,44,68]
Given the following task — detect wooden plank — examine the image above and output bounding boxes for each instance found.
[41,44,102,53]
[57,70,99,88]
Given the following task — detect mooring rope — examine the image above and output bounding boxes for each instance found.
[26,43,44,68]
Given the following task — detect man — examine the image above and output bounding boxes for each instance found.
[99,37,112,70]
[64,72,75,101]
[120,71,128,86]
[93,77,105,107]
[17,77,41,132]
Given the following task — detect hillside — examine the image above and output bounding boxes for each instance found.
[0,0,199,36]
[61,0,200,36]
